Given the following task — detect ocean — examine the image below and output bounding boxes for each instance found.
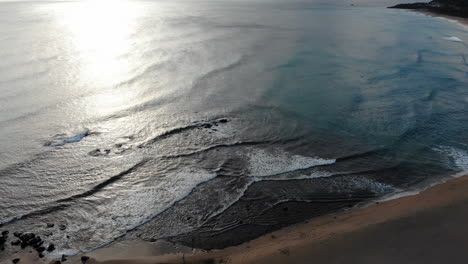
[1,0,468,257]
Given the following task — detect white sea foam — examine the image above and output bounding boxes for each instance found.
[443,36,464,42]
[56,167,217,255]
[434,146,468,169]
[245,148,336,177]
[435,16,468,31]
[254,171,336,181]
[350,177,395,194]
[103,168,217,227]
[45,129,91,147]
[380,146,468,202]
[378,171,468,202]
[324,176,396,195]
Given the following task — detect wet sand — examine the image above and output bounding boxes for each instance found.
[7,174,467,264]
[90,174,468,264]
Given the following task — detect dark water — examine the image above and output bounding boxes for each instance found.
[0,0,468,257]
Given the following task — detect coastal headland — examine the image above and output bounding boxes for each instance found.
[389,0,468,19]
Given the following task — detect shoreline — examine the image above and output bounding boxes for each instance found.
[2,7,468,264]
[414,9,468,27]
[14,173,466,264]
[80,10,465,264]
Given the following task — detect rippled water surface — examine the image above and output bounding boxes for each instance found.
[1,0,468,256]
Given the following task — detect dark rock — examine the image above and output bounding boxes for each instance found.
[389,0,468,19]
[32,241,44,249]
[89,148,111,157]
[11,240,21,246]
[219,118,228,123]
[33,235,42,241]
[29,237,42,246]
[12,258,20,264]
[149,238,157,242]
[36,246,46,253]
[81,256,90,263]
[61,254,67,262]
[20,242,27,249]
[59,225,66,231]
[47,244,55,252]
[54,261,61,264]
[2,231,9,236]
[389,2,431,9]
[39,254,44,258]
[47,223,55,228]
[13,232,22,238]
[20,233,35,241]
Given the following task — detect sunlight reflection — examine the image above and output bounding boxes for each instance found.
[59,0,142,115]
[65,0,137,86]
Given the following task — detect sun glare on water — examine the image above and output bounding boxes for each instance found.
[58,0,143,115]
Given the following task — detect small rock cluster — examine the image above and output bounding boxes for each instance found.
[0,230,9,251]
[0,226,60,263]
[9,231,56,258]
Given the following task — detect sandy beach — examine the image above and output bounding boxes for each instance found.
[5,173,468,264]
[2,3,468,264]
[415,9,468,27]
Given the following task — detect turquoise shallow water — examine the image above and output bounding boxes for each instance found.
[0,0,467,256]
